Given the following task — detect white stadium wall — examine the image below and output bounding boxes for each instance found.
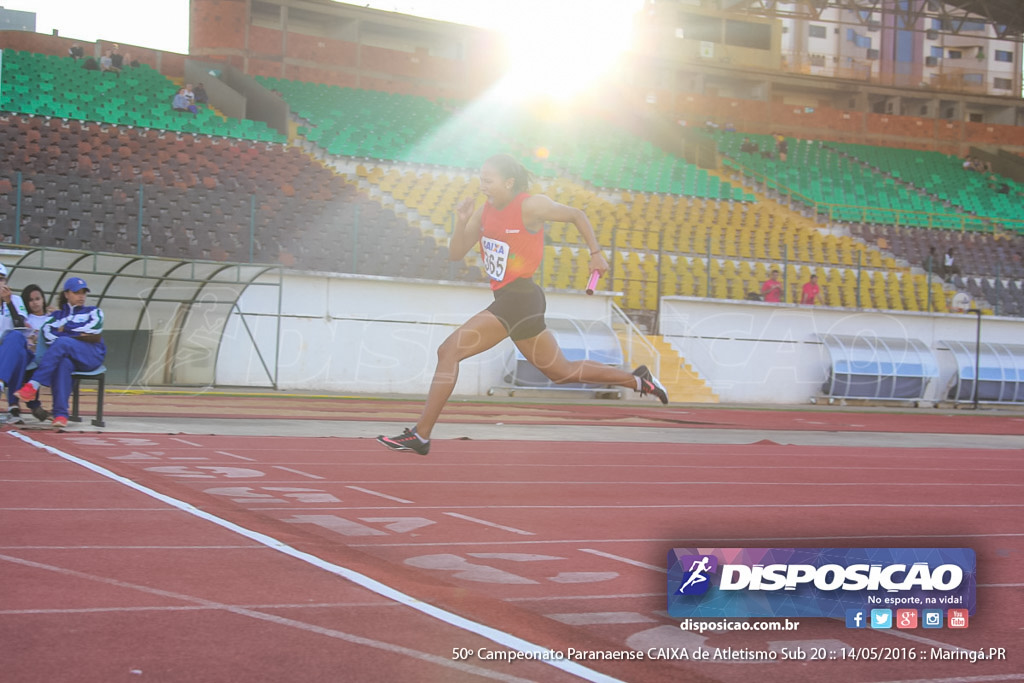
[215,273,616,395]
[659,296,1024,404]
[213,273,1022,404]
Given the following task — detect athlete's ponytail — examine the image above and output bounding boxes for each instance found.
[484,153,533,194]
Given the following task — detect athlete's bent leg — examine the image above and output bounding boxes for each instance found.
[515,330,637,387]
[516,330,669,403]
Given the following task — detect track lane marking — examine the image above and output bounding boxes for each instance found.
[0,553,533,683]
[346,486,414,504]
[443,513,535,536]
[8,431,622,683]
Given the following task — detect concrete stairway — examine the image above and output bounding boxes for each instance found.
[647,335,719,403]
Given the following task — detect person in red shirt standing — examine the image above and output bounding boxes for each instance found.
[800,274,822,305]
[761,269,783,303]
[378,154,668,455]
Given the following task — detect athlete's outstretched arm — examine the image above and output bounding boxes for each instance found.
[448,198,483,261]
[522,195,609,275]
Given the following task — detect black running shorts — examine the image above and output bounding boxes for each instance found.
[486,277,547,341]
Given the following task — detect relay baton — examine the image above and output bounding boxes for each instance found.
[586,269,601,295]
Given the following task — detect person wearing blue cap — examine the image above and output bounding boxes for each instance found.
[15,277,106,429]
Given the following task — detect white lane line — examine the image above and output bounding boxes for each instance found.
[216,503,1024,511]
[1,601,399,615]
[978,582,1024,587]
[171,438,203,447]
[579,549,664,572]
[548,612,658,626]
[217,451,257,462]
[351,532,1024,548]
[346,486,414,504]
[873,676,1024,683]
[442,513,535,536]
[8,431,620,683]
[0,508,174,512]
[222,478,1024,487]
[506,593,662,602]
[0,553,532,683]
[0,545,262,550]
[272,466,324,480]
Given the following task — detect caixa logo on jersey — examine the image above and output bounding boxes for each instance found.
[667,548,976,619]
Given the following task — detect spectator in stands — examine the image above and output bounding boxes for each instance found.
[110,44,124,70]
[183,83,196,105]
[924,246,940,275]
[68,43,84,60]
[0,264,30,420]
[761,269,784,303]
[800,274,822,305]
[100,51,120,76]
[740,137,759,154]
[986,174,1011,195]
[775,134,789,162]
[5,284,53,424]
[942,248,961,281]
[124,52,140,69]
[172,88,198,114]
[82,57,99,71]
[193,82,209,105]
[14,277,106,430]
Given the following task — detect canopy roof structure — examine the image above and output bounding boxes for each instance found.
[1,247,283,388]
[722,0,1024,38]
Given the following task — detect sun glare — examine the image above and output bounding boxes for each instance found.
[494,1,641,102]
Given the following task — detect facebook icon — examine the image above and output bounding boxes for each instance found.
[845,609,867,628]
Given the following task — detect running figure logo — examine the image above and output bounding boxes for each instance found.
[677,554,719,595]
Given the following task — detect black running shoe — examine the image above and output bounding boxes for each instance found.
[377,428,430,455]
[633,365,669,404]
[31,405,51,422]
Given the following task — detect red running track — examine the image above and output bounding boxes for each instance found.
[2,424,1022,683]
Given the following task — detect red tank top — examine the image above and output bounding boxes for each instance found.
[479,193,544,291]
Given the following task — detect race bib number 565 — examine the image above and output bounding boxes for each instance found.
[481,237,509,282]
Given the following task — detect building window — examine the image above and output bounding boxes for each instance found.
[846,29,872,49]
[809,25,827,39]
[962,73,984,85]
[948,49,962,59]
[993,77,1013,90]
[931,46,943,58]
[933,18,986,32]
[968,113,983,122]
[995,50,1013,62]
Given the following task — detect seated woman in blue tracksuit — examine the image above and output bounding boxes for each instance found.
[15,277,105,429]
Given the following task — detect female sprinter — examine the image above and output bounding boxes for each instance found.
[378,154,667,455]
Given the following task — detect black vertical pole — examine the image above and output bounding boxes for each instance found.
[969,308,982,410]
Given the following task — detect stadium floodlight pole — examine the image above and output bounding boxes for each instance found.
[967,308,982,410]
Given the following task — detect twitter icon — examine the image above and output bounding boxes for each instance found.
[870,609,893,629]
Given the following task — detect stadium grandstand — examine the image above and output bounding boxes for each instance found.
[0,0,1023,406]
